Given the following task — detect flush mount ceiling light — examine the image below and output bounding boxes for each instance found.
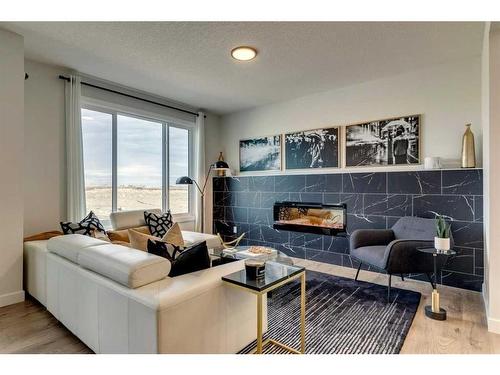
[231,46,257,61]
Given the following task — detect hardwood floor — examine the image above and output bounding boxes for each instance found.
[1,259,499,354]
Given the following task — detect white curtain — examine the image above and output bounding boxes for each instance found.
[65,75,86,222]
[194,111,206,233]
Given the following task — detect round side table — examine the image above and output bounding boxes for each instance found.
[417,247,456,321]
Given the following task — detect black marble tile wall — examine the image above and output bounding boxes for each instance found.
[212,169,484,292]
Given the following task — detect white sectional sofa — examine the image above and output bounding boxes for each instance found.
[109,209,223,250]
[23,225,265,353]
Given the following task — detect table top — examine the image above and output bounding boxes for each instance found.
[222,261,305,293]
[212,245,294,266]
[417,247,457,256]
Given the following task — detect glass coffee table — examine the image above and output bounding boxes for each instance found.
[222,261,306,354]
[211,245,294,266]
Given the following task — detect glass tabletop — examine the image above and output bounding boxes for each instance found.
[417,247,457,256]
[222,261,305,292]
[212,245,294,266]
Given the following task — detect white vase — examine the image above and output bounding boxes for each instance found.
[434,237,450,251]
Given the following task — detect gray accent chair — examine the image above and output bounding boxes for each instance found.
[349,216,453,301]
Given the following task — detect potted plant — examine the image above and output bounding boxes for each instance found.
[435,215,451,251]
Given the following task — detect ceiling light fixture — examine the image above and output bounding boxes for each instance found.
[231,46,257,61]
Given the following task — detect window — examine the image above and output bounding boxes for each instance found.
[169,126,190,214]
[81,105,193,226]
[81,109,113,227]
[117,115,163,211]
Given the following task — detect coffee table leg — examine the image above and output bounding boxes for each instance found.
[257,293,263,354]
[300,272,306,354]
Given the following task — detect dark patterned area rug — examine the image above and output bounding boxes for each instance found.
[238,270,421,354]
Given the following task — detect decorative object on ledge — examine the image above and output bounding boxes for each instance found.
[273,201,347,236]
[176,159,229,232]
[434,215,451,251]
[424,156,442,169]
[284,127,339,170]
[345,114,420,167]
[239,135,282,172]
[461,123,476,168]
[216,152,227,177]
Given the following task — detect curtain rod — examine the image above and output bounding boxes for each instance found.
[58,75,202,118]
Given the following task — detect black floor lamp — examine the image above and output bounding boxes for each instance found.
[176,160,229,233]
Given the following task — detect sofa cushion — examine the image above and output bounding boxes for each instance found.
[108,226,150,242]
[110,209,161,230]
[144,210,173,237]
[350,245,388,270]
[129,229,161,252]
[47,234,108,263]
[182,231,222,250]
[78,243,171,288]
[161,223,184,248]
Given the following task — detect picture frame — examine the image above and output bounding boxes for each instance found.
[239,135,282,172]
[344,115,421,168]
[284,126,340,170]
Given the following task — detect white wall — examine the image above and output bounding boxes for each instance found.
[220,58,482,175]
[485,25,500,334]
[204,113,222,233]
[0,29,25,307]
[24,60,67,236]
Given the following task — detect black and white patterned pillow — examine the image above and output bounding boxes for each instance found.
[144,210,173,237]
[60,211,106,236]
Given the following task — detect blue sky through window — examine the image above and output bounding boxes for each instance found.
[82,108,189,188]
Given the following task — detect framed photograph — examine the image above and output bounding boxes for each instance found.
[284,127,339,170]
[239,135,282,172]
[345,115,420,167]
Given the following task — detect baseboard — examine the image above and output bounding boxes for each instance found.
[482,284,500,334]
[0,290,25,308]
[487,315,500,334]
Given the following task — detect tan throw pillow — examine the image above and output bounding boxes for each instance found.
[128,228,161,251]
[161,222,184,248]
[91,229,111,242]
[108,226,150,243]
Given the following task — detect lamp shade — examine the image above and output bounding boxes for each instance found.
[176,176,193,185]
[212,160,229,170]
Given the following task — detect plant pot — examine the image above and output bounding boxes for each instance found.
[434,237,450,251]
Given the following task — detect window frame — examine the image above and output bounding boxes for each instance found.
[81,98,195,224]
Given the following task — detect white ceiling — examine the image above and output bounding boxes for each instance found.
[2,22,484,115]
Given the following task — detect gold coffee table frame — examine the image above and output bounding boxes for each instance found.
[224,270,306,354]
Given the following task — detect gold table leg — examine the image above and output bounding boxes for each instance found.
[249,270,306,354]
[256,293,263,354]
[300,272,306,354]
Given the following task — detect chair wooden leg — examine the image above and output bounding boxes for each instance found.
[355,262,362,281]
[387,274,392,303]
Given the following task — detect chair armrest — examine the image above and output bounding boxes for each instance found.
[385,239,435,273]
[350,229,395,250]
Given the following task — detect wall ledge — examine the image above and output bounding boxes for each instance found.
[0,290,25,308]
[224,167,483,178]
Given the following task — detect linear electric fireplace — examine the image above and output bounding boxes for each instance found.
[273,201,347,236]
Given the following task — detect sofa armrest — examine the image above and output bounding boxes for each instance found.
[350,229,395,250]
